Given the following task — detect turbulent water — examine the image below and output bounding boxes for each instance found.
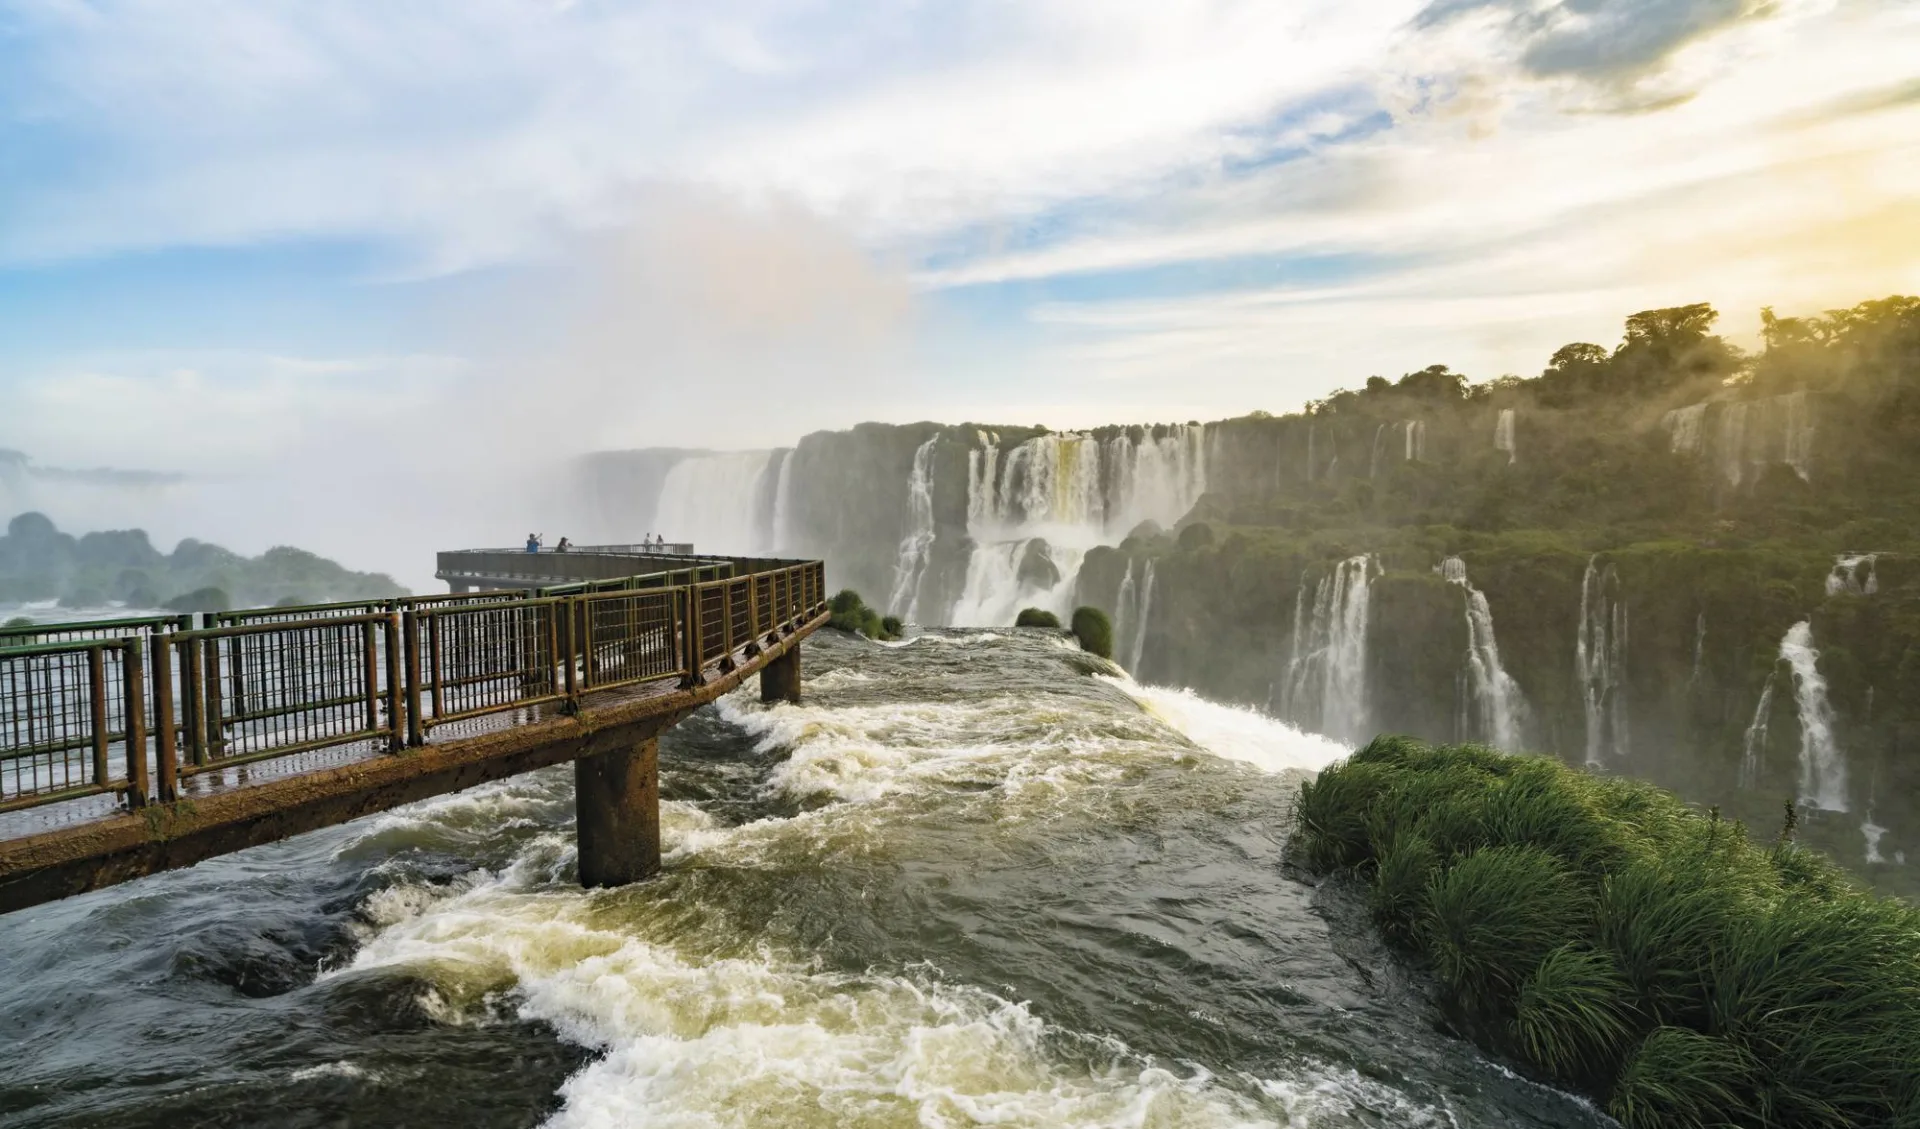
[0,629,1608,1128]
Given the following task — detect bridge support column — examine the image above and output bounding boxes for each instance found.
[761,645,801,704]
[575,737,660,887]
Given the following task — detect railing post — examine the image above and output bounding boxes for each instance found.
[561,598,580,707]
[203,635,225,760]
[184,635,208,766]
[362,619,381,735]
[385,612,405,752]
[88,647,110,790]
[403,611,424,747]
[426,614,444,731]
[154,637,179,802]
[122,638,149,809]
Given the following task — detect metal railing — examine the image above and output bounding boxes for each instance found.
[0,559,826,813]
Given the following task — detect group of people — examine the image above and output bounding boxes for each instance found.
[522,533,672,553]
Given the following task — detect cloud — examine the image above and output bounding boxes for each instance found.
[1416,0,1779,85]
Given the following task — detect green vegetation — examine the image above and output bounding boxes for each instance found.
[1070,606,1112,658]
[0,512,405,610]
[1294,736,1920,1128]
[1014,607,1061,628]
[827,589,900,640]
[2,616,29,630]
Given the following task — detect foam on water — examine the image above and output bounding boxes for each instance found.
[1108,677,1350,776]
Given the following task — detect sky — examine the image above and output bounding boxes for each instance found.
[2,0,1918,576]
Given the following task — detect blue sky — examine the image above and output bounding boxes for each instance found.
[2,0,1918,569]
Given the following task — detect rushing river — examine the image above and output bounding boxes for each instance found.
[0,628,1609,1128]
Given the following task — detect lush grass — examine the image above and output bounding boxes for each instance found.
[1293,736,1920,1127]
[1070,606,1113,658]
[1014,607,1061,628]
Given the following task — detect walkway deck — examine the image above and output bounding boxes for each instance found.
[0,556,828,912]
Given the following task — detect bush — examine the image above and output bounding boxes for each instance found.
[826,590,898,640]
[1291,736,1920,1126]
[2,616,31,630]
[1070,606,1112,658]
[1014,607,1061,628]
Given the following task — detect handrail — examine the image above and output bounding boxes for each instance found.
[1,559,828,813]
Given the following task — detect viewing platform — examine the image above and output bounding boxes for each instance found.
[0,552,828,913]
[437,543,698,592]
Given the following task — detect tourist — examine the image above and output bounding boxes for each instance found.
[525,533,540,553]
[555,537,571,553]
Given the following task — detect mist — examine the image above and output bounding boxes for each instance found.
[1,191,917,593]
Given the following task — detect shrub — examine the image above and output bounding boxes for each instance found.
[2,616,30,630]
[1014,607,1060,628]
[826,590,898,640]
[1291,736,1920,1126]
[1070,606,1112,658]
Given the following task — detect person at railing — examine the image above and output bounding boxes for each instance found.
[555,537,572,553]
[525,533,541,553]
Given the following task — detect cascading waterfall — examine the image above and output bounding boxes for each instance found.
[1280,555,1375,745]
[653,451,777,553]
[1494,409,1517,465]
[1130,560,1156,674]
[1717,402,1750,487]
[886,438,939,620]
[1780,620,1848,812]
[1741,672,1775,788]
[952,426,1205,627]
[1442,556,1528,752]
[1114,558,1158,674]
[1689,612,1707,687]
[1662,403,1706,454]
[1368,424,1388,479]
[1783,390,1814,481]
[1826,553,1879,596]
[769,448,796,552]
[1575,556,1628,767]
[1404,420,1428,462]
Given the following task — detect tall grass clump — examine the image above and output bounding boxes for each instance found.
[1291,736,1920,1127]
[827,589,899,640]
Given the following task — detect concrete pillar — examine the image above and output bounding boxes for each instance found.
[761,645,802,704]
[449,582,471,594]
[575,737,660,887]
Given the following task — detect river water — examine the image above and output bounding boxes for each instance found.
[0,628,1608,1128]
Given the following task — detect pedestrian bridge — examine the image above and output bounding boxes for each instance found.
[0,552,828,914]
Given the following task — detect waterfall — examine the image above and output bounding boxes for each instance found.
[1369,424,1388,479]
[1741,672,1775,789]
[1494,409,1517,465]
[769,449,796,552]
[1280,555,1375,745]
[949,538,1085,627]
[952,426,1204,627]
[1442,556,1527,752]
[653,451,776,553]
[1403,420,1428,462]
[1115,558,1158,674]
[1780,620,1848,812]
[1130,560,1155,674]
[1717,402,1750,487]
[1826,553,1879,596]
[1662,403,1706,454]
[886,438,939,620]
[1575,556,1628,767]
[1689,612,1706,687]
[1783,390,1814,481]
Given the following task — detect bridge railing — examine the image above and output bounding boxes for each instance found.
[1,560,827,812]
[0,614,191,648]
[0,638,149,813]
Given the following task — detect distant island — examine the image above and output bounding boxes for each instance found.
[0,512,407,615]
